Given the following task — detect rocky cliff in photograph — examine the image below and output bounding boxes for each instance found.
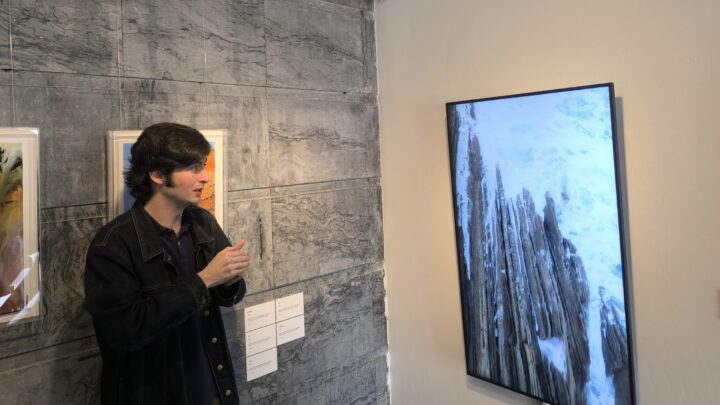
[457,132,591,404]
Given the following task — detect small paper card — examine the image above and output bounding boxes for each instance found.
[244,300,276,331]
[246,347,278,382]
[276,315,305,345]
[275,292,304,322]
[245,324,277,356]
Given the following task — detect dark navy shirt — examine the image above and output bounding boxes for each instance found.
[152,215,220,405]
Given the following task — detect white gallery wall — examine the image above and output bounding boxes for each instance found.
[375,1,720,404]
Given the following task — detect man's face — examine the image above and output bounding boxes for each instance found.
[157,160,210,209]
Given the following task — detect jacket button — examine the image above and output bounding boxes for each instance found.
[211,337,218,343]
[203,309,210,316]
[217,364,224,371]
[224,389,232,397]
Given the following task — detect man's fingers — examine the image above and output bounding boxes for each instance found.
[222,249,249,261]
[221,241,245,254]
[228,252,250,262]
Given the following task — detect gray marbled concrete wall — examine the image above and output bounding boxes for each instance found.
[0,0,385,404]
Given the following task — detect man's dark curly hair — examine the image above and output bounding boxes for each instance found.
[124,123,211,204]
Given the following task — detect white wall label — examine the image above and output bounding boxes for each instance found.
[245,324,277,357]
[276,315,305,345]
[244,300,276,332]
[275,292,304,322]
[246,347,278,381]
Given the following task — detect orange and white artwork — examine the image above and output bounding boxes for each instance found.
[0,143,24,315]
[198,147,217,214]
[0,129,39,324]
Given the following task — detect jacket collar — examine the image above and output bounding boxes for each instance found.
[130,202,214,263]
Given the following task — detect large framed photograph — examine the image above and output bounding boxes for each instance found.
[0,128,40,325]
[447,84,635,404]
[107,129,226,227]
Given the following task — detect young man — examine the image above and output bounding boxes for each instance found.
[85,123,249,405]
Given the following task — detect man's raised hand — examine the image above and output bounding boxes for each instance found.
[198,240,250,288]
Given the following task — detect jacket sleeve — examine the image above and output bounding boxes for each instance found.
[84,242,210,353]
[212,279,247,307]
[207,216,247,307]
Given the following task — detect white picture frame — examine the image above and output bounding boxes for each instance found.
[0,128,40,325]
[107,129,226,228]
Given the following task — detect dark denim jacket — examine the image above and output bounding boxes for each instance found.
[85,203,246,405]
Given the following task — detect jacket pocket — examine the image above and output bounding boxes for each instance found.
[141,282,173,295]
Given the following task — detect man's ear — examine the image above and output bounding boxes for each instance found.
[149,170,165,186]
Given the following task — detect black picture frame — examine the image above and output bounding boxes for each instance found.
[446,83,635,405]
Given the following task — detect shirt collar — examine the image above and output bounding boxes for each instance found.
[131,202,207,262]
[146,209,192,238]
